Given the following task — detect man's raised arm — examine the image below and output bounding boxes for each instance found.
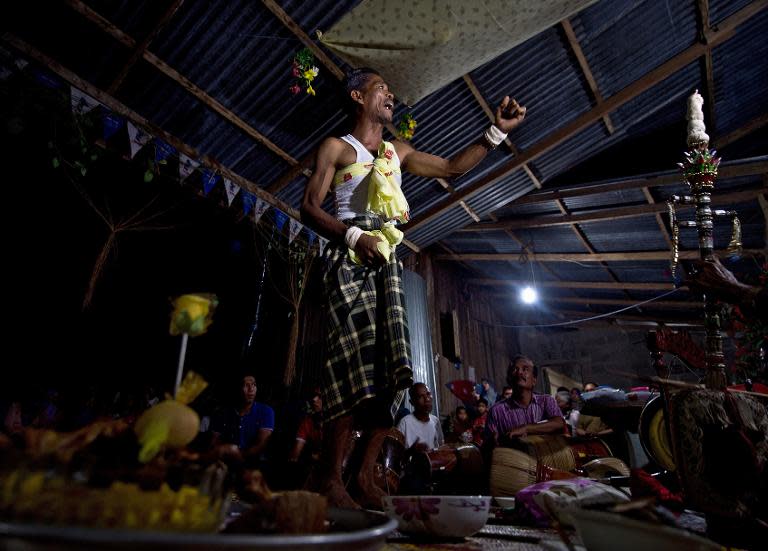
[397,96,526,180]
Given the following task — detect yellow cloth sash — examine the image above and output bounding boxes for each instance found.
[334,141,410,223]
[348,224,404,265]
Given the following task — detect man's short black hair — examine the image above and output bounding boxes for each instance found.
[408,382,427,400]
[343,67,380,96]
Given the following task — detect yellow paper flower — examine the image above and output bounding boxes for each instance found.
[306,84,316,96]
[303,69,316,82]
[170,294,218,336]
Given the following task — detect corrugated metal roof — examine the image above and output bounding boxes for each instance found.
[563,187,646,211]
[494,200,563,218]
[572,0,698,97]
[603,260,672,283]
[578,215,670,252]
[544,261,615,282]
[515,226,590,253]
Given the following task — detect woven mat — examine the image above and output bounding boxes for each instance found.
[384,523,577,550]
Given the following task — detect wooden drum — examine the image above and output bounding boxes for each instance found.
[490,447,575,497]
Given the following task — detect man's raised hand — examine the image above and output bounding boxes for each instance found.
[495,96,526,133]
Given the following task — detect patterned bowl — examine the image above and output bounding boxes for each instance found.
[381,495,491,538]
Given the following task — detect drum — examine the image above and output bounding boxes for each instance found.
[519,435,612,471]
[580,457,630,479]
[638,394,676,471]
[490,447,576,497]
[408,443,484,495]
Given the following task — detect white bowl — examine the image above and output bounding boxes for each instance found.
[381,495,490,538]
[570,508,719,551]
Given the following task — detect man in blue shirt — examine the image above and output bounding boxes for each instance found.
[213,374,274,465]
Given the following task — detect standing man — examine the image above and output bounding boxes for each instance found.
[485,356,565,447]
[301,67,526,508]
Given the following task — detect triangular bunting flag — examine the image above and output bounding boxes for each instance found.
[155,139,176,163]
[127,122,151,159]
[179,153,199,182]
[306,229,317,248]
[253,197,270,223]
[71,86,101,115]
[224,178,240,206]
[103,112,125,141]
[201,169,220,196]
[288,218,303,244]
[274,210,288,232]
[34,70,61,89]
[15,58,28,71]
[318,237,328,256]
[242,191,256,216]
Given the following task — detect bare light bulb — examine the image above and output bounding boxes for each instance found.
[520,286,538,304]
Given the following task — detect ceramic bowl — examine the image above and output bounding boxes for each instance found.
[381,495,490,538]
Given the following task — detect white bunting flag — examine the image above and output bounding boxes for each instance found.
[224,179,240,205]
[252,197,270,223]
[288,218,303,244]
[179,153,200,182]
[318,237,329,257]
[127,122,152,159]
[70,86,101,115]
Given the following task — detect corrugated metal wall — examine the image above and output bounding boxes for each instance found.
[402,268,438,417]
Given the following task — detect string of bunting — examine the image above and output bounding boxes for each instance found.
[1,48,328,256]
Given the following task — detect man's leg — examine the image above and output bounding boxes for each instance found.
[314,414,359,509]
[356,425,390,509]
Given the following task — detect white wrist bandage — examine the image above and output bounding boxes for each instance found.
[345,226,364,249]
[483,125,507,147]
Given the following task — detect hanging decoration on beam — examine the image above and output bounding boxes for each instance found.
[397,113,418,141]
[290,48,319,97]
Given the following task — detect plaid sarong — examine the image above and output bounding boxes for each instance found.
[321,215,413,422]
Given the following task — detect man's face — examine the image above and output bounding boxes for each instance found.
[511,358,536,391]
[570,389,581,402]
[584,383,597,392]
[502,388,513,400]
[357,75,395,123]
[310,395,322,413]
[410,384,433,414]
[242,376,257,403]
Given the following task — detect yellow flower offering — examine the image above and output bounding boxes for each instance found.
[169,293,217,336]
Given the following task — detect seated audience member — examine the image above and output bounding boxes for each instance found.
[447,405,473,443]
[479,378,497,405]
[499,386,513,402]
[396,383,444,450]
[211,373,275,466]
[2,400,24,436]
[570,387,582,409]
[583,382,598,392]
[486,356,565,447]
[288,390,323,464]
[575,413,613,438]
[472,398,489,446]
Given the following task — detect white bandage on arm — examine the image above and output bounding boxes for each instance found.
[345,225,364,250]
[483,125,508,148]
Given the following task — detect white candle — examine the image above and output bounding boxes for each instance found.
[686,89,709,146]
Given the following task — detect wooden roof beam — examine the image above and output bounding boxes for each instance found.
[460,187,766,231]
[468,279,682,291]
[696,0,717,135]
[487,294,698,309]
[107,0,186,94]
[64,0,300,167]
[1,33,298,218]
[437,249,764,262]
[506,157,767,206]
[401,0,768,232]
[560,19,614,134]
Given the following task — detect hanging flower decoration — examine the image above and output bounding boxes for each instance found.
[397,113,418,140]
[290,48,319,96]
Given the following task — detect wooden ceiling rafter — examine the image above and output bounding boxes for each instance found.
[468,279,682,291]
[460,186,767,231]
[695,0,717,135]
[401,0,768,233]
[63,0,303,169]
[436,248,764,262]
[107,0,186,94]
[560,19,614,134]
[1,34,299,220]
[487,294,697,310]
[504,158,768,206]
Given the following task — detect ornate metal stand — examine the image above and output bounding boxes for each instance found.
[666,91,741,390]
